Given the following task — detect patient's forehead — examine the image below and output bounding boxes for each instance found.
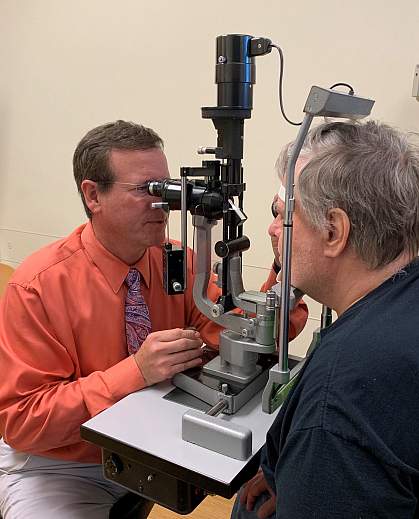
[275,155,310,203]
[277,183,286,203]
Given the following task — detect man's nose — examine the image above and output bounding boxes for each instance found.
[268,218,281,238]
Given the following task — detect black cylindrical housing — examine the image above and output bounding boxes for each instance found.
[147,179,223,220]
[216,34,255,109]
[148,179,183,207]
[215,236,250,258]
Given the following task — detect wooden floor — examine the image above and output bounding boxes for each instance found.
[148,495,235,519]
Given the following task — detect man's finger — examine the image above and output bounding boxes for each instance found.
[257,495,276,519]
[171,357,202,375]
[240,482,251,505]
[240,471,264,508]
[150,328,201,342]
[246,479,267,511]
[170,347,204,366]
[164,337,203,354]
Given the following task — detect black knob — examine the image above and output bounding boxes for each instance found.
[215,236,250,258]
[104,454,123,478]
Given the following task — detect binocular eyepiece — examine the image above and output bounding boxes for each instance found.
[148,179,224,220]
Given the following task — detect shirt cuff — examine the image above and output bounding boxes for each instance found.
[104,355,147,400]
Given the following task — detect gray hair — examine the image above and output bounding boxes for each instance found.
[73,120,164,218]
[276,120,419,269]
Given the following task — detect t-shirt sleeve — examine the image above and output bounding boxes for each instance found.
[272,426,416,518]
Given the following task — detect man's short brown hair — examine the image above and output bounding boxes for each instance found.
[73,120,163,218]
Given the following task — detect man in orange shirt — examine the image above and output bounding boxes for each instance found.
[0,120,308,518]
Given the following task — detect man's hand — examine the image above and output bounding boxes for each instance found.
[240,469,276,519]
[134,328,203,385]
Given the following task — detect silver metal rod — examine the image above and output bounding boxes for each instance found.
[165,211,170,244]
[181,176,188,291]
[206,400,228,417]
[278,114,314,380]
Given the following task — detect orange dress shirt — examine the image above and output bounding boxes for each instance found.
[0,222,308,463]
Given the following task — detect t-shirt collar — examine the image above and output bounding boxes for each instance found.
[81,221,151,293]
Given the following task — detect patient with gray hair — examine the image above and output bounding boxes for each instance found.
[232,120,419,519]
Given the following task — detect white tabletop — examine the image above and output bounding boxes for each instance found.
[82,381,279,485]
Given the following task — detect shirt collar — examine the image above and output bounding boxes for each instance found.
[81,221,151,293]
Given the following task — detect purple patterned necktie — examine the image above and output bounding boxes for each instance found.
[125,268,152,355]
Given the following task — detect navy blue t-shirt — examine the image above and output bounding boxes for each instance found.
[261,260,419,518]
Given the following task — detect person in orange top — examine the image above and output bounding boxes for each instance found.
[0,120,308,519]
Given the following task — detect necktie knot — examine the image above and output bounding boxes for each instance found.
[125,268,140,289]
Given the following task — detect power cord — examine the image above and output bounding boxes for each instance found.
[269,43,356,126]
[270,43,303,126]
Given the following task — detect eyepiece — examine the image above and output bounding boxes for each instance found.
[147,178,223,219]
[147,180,165,197]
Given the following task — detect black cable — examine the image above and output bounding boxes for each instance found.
[270,43,302,126]
[270,44,356,125]
[192,222,196,276]
[329,82,355,95]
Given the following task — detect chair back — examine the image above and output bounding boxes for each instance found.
[0,263,15,296]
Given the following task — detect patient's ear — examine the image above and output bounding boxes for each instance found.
[323,208,350,258]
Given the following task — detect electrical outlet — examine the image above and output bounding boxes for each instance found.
[412,64,419,101]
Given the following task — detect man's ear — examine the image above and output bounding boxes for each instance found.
[323,208,350,258]
[81,180,101,216]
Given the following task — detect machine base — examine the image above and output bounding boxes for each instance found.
[102,449,205,515]
[173,353,299,415]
